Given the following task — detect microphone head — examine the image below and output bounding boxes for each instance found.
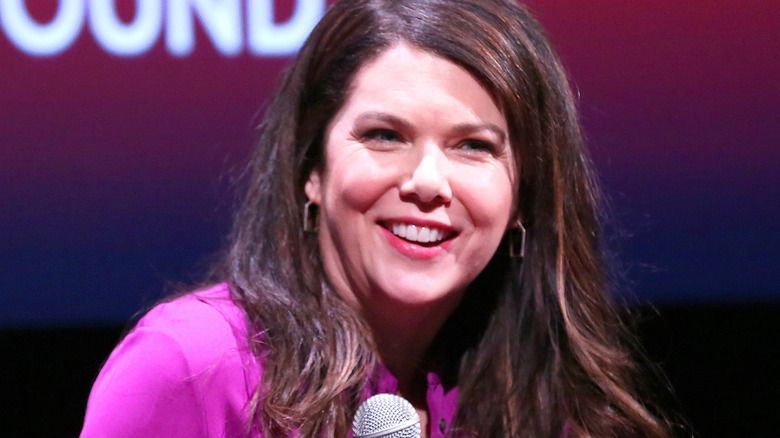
[352,393,421,438]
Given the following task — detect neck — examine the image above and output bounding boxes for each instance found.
[363,296,459,392]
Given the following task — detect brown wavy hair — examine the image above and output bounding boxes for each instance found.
[221,0,673,436]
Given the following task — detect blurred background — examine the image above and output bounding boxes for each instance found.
[1,0,777,435]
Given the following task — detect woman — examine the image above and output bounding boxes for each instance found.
[82,0,672,436]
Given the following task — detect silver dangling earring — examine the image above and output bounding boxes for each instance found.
[303,199,319,233]
[509,219,526,259]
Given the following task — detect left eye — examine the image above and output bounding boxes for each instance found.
[461,139,496,153]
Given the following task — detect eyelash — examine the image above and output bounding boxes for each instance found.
[359,128,498,155]
[361,128,402,143]
[461,139,497,153]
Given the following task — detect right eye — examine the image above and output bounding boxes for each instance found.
[362,128,402,143]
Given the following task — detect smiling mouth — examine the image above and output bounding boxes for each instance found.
[379,221,456,247]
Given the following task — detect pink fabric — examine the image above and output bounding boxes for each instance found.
[80,283,459,437]
[81,284,262,437]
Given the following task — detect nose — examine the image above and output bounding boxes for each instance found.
[399,143,452,207]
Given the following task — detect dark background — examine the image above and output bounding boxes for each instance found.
[2,0,778,436]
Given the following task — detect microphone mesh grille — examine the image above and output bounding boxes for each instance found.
[352,393,421,438]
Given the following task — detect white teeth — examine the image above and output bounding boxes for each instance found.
[407,225,418,240]
[389,223,448,243]
[418,226,430,242]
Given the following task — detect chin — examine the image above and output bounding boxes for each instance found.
[375,281,464,309]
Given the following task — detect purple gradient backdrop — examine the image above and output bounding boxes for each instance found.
[2,0,778,327]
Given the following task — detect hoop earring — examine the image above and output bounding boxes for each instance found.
[509,220,526,259]
[303,199,318,233]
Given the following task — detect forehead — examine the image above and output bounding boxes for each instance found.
[337,42,507,130]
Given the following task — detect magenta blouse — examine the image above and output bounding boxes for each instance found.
[80,283,459,437]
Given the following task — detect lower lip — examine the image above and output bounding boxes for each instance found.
[379,226,452,259]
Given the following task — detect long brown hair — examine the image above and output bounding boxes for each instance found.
[222,0,672,436]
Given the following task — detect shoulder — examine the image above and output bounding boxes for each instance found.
[126,283,257,379]
[81,283,262,438]
[138,283,251,365]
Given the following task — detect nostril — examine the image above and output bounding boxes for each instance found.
[398,148,452,205]
[399,191,451,211]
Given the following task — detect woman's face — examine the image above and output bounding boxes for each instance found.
[305,43,516,319]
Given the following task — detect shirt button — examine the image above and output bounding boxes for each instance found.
[439,418,447,433]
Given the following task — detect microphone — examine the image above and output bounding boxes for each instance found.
[352,393,421,438]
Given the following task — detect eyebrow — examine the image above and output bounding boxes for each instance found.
[354,112,413,132]
[355,111,507,143]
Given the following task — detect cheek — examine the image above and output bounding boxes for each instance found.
[455,167,515,230]
[324,152,396,214]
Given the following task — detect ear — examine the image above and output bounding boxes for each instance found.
[304,170,322,205]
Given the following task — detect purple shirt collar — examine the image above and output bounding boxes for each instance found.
[360,363,459,438]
